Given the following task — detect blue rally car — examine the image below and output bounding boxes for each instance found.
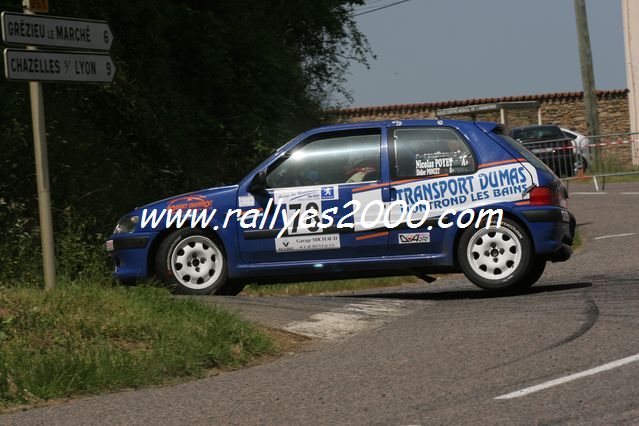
[106,120,575,295]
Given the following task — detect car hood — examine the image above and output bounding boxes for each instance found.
[133,185,239,214]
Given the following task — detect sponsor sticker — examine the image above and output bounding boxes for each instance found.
[321,185,337,200]
[392,162,539,217]
[275,185,338,204]
[398,232,430,244]
[238,195,255,208]
[167,195,213,211]
[105,240,114,252]
[275,234,340,252]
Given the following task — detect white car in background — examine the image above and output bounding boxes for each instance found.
[561,128,590,170]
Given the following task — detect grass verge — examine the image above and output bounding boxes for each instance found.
[573,228,583,250]
[565,171,639,187]
[0,281,274,410]
[243,276,419,297]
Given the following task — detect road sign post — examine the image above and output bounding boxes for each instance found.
[29,75,56,291]
[22,0,48,14]
[22,7,56,291]
[2,5,115,291]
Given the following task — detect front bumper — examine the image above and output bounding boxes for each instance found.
[105,234,152,281]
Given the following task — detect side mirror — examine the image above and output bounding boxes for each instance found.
[248,170,267,194]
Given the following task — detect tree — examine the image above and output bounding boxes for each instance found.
[0,0,371,282]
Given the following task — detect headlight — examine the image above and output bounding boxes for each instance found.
[114,215,139,234]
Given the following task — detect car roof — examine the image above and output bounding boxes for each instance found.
[311,119,496,133]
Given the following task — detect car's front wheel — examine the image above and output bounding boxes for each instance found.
[156,229,228,295]
[458,218,542,291]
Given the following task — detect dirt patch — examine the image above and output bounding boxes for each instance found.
[261,327,313,353]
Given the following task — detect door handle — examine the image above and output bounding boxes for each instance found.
[389,187,397,201]
[382,186,397,202]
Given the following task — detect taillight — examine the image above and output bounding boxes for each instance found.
[530,186,562,206]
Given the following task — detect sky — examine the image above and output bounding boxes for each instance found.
[343,0,627,107]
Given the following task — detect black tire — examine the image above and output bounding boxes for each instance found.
[155,229,228,295]
[457,218,538,291]
[218,280,246,296]
[514,258,546,290]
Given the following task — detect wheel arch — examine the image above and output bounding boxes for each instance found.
[452,209,535,266]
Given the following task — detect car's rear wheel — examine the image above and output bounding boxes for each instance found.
[458,218,540,291]
[156,229,228,295]
[513,258,546,290]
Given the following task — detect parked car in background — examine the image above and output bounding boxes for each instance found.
[509,125,577,177]
[561,128,590,170]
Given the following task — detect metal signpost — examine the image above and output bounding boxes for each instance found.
[1,3,115,291]
[23,0,47,13]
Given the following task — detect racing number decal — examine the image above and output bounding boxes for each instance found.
[287,201,322,234]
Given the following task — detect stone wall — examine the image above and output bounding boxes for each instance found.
[537,92,630,134]
[330,90,630,136]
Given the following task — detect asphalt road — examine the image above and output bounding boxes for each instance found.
[3,182,639,425]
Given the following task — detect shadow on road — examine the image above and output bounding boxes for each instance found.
[338,282,593,301]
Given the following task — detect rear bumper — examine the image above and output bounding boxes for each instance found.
[520,208,576,262]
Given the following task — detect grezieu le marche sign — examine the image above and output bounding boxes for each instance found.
[1,12,113,51]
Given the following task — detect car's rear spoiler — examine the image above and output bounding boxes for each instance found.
[474,122,504,134]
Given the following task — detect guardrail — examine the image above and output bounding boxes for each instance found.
[516,132,639,191]
[564,132,639,191]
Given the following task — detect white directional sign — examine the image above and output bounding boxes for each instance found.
[1,12,113,51]
[3,49,116,83]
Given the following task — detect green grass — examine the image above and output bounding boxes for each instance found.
[0,280,274,409]
[243,276,418,297]
[573,229,583,250]
[599,173,639,183]
[567,172,639,185]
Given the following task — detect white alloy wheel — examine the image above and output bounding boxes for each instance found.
[466,226,522,281]
[169,235,224,290]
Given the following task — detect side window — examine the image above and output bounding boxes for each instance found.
[392,127,475,178]
[266,131,381,188]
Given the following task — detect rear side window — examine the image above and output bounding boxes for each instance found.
[493,133,554,174]
[391,127,475,178]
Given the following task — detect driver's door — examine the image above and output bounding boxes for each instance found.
[236,127,388,264]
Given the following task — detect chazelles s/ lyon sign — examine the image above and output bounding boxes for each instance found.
[4,49,116,83]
